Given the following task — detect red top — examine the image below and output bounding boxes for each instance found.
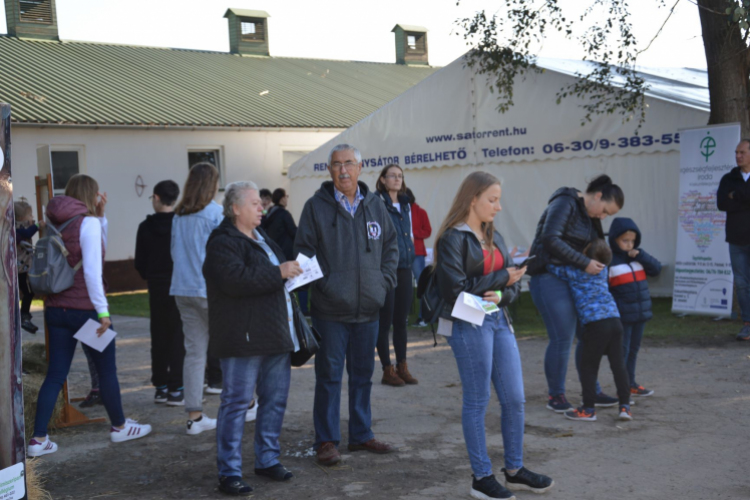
[410,202,432,256]
[483,248,504,275]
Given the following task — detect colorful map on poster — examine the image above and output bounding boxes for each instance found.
[678,190,725,252]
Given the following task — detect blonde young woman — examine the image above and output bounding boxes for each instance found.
[434,172,553,500]
[28,174,151,457]
[170,162,226,434]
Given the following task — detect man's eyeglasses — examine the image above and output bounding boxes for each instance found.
[330,161,359,171]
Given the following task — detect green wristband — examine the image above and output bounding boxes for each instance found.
[494,291,503,301]
[98,311,110,319]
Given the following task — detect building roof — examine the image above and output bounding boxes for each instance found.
[391,24,428,33]
[536,58,709,112]
[0,35,437,128]
[223,9,270,19]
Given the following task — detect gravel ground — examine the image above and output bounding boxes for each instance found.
[22,310,750,500]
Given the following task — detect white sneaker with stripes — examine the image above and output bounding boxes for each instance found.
[110,419,152,443]
[27,436,58,457]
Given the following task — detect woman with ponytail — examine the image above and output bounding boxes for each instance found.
[434,172,554,499]
[526,174,624,413]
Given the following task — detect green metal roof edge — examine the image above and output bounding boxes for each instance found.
[391,24,428,33]
[224,8,270,19]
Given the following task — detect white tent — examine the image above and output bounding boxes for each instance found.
[288,54,710,295]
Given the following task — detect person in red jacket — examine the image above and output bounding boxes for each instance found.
[407,188,432,327]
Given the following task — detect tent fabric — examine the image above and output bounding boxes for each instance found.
[288,53,710,296]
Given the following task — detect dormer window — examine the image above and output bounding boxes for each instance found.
[240,17,265,42]
[406,33,426,54]
[19,0,53,24]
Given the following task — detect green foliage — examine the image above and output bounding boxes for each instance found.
[456,0,669,127]
[726,0,750,34]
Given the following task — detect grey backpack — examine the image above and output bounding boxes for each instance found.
[28,215,83,295]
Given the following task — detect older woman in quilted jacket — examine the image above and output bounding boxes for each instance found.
[203,181,302,496]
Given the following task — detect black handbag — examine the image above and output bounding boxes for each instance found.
[290,293,321,367]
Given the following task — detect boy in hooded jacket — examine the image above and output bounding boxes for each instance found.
[607,217,662,397]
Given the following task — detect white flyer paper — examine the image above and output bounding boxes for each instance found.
[285,253,324,292]
[451,291,500,326]
[73,318,117,352]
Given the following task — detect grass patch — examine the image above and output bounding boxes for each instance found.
[108,291,150,318]
[411,294,740,343]
[33,291,150,318]
[510,296,739,341]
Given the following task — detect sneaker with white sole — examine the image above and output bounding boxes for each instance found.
[205,385,222,395]
[186,414,217,435]
[618,405,633,421]
[27,436,58,457]
[245,401,258,422]
[166,390,185,407]
[110,419,152,443]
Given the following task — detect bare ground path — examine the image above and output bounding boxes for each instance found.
[23,310,750,500]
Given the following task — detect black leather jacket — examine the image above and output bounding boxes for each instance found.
[435,224,520,319]
[527,187,603,276]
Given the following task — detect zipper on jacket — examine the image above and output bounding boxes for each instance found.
[354,206,361,320]
[628,263,643,318]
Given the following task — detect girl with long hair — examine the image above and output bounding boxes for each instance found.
[170,162,225,434]
[434,172,553,499]
[28,174,151,457]
[375,164,417,386]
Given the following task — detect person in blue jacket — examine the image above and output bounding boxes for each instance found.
[547,239,633,422]
[608,217,662,397]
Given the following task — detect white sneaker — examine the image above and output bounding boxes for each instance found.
[110,419,152,443]
[186,414,217,435]
[205,385,222,395]
[27,436,57,457]
[245,401,258,422]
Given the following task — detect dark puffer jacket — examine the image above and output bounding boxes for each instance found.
[261,205,297,261]
[527,187,603,276]
[378,190,415,269]
[203,218,294,359]
[436,224,520,320]
[607,217,662,324]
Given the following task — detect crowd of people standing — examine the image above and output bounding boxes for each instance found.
[20,138,749,499]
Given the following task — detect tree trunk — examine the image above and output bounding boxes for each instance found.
[698,0,750,135]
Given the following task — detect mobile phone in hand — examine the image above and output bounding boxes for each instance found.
[516,255,536,268]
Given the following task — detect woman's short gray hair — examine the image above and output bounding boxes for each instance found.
[223,181,259,220]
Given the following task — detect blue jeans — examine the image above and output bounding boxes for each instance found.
[530,273,582,397]
[447,313,525,476]
[729,244,750,322]
[216,353,291,478]
[312,318,378,449]
[34,307,125,437]
[622,322,646,387]
[411,256,427,320]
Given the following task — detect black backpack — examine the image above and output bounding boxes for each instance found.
[416,264,444,346]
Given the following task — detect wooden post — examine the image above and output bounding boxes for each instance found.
[0,103,27,499]
[34,174,105,428]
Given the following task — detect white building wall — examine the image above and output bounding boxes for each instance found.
[11,127,340,261]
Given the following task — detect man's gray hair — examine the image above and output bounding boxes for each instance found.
[328,144,362,166]
[223,180,259,220]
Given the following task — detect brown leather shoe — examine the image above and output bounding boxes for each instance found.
[347,438,396,454]
[317,442,341,466]
[396,361,418,385]
[381,365,405,387]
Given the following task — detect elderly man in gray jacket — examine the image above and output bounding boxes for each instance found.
[294,144,399,466]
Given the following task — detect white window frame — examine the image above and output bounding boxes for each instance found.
[187,146,225,190]
[49,145,86,196]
